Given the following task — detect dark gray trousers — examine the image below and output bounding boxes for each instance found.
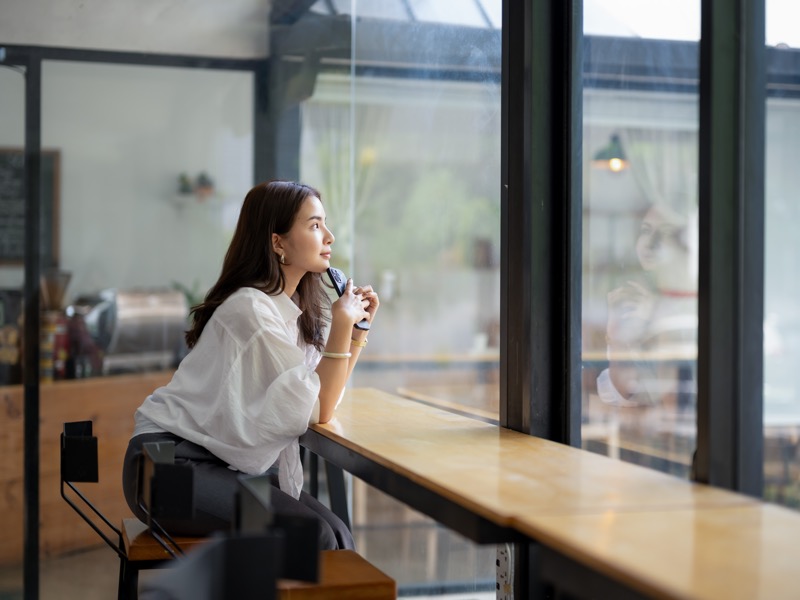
[122,432,354,550]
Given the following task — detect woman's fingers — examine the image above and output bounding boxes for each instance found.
[351,284,379,322]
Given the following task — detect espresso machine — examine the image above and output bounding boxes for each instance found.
[68,288,189,375]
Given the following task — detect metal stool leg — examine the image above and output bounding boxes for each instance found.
[118,554,139,600]
[324,459,351,531]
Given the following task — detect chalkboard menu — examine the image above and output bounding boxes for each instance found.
[0,148,60,266]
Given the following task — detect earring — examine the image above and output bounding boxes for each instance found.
[280,254,286,265]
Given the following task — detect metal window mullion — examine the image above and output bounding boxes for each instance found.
[501,1,583,598]
[563,0,583,447]
[22,54,42,600]
[501,0,581,443]
[696,0,765,495]
[500,0,533,432]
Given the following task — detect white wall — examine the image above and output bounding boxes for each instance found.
[0,60,254,304]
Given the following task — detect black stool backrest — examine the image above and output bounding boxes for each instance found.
[61,420,99,483]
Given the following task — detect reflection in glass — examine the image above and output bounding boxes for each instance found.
[598,202,696,410]
[581,7,700,477]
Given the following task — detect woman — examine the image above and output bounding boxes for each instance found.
[122,180,379,550]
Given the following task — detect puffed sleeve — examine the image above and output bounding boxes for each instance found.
[197,315,321,486]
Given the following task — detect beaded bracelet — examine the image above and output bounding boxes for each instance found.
[350,338,368,348]
[321,351,352,359]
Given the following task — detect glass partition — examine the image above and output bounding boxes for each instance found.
[763,1,800,508]
[581,3,700,476]
[0,61,26,375]
[0,56,253,596]
[0,59,254,381]
[38,60,253,378]
[0,58,26,589]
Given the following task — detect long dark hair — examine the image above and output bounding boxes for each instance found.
[185,180,329,350]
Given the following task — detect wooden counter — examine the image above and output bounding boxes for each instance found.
[396,384,499,423]
[306,388,749,529]
[0,370,174,565]
[302,388,800,599]
[522,503,800,600]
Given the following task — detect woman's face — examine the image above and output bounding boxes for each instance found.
[636,206,687,272]
[276,195,335,275]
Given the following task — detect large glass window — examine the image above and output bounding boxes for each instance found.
[581,4,700,476]
[298,1,501,593]
[763,0,800,508]
[303,73,501,409]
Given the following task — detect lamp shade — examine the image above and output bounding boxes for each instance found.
[592,134,628,172]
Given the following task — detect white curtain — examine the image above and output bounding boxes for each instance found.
[619,128,698,217]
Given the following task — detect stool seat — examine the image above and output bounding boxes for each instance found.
[122,518,208,562]
[279,549,396,599]
[122,518,396,599]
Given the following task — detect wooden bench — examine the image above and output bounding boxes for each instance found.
[122,518,396,599]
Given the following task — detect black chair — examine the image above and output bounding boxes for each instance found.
[139,474,306,600]
[60,421,199,599]
[62,422,394,599]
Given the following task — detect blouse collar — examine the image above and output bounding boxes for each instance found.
[271,289,303,324]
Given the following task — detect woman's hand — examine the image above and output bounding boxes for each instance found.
[331,278,371,328]
[352,283,380,325]
[317,279,378,423]
[607,280,655,346]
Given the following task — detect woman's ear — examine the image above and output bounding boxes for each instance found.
[271,233,284,256]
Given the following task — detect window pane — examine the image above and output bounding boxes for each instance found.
[0,59,25,593]
[1,56,254,595]
[42,60,253,376]
[299,3,501,594]
[763,0,800,508]
[581,5,699,477]
[409,0,492,27]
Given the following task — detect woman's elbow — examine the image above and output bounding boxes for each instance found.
[317,393,339,424]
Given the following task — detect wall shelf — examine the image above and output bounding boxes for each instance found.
[169,191,220,210]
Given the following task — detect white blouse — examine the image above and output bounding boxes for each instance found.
[133,286,324,499]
